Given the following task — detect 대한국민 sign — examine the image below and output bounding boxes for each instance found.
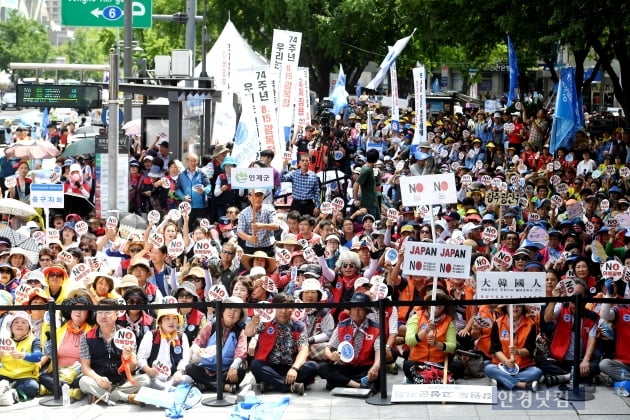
[400,173,457,207]
[231,167,274,190]
[476,272,546,299]
[403,242,472,279]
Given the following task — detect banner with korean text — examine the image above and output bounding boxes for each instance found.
[293,67,311,128]
[403,242,471,279]
[476,272,546,299]
[412,65,426,145]
[270,29,302,143]
[230,167,274,190]
[238,66,283,168]
[400,173,457,206]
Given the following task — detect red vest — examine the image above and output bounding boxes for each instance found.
[337,318,379,366]
[409,311,452,364]
[549,305,598,362]
[254,320,304,362]
[614,306,630,364]
[492,314,536,369]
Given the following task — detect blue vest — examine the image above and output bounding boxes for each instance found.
[199,323,241,372]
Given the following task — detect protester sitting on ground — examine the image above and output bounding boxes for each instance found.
[172,281,207,344]
[187,296,248,394]
[136,308,192,390]
[319,293,381,391]
[0,311,42,401]
[79,298,150,405]
[245,293,318,395]
[116,287,155,344]
[484,304,542,391]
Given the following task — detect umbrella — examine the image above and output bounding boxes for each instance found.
[62,137,95,157]
[0,198,39,218]
[119,212,148,239]
[0,227,41,265]
[4,140,60,160]
[122,119,141,136]
[64,193,95,218]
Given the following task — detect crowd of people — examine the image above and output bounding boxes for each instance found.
[0,97,629,407]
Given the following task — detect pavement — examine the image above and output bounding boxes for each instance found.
[2,366,630,420]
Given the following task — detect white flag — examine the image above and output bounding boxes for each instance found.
[366,29,416,90]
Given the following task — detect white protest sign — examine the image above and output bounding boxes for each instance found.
[231,167,274,190]
[87,256,101,271]
[193,239,217,259]
[491,250,513,270]
[600,199,610,212]
[485,191,519,206]
[152,360,171,378]
[106,216,118,230]
[527,227,549,245]
[331,197,345,211]
[254,303,276,322]
[391,384,494,404]
[550,195,563,207]
[70,263,91,285]
[481,175,492,186]
[400,173,457,207]
[320,202,333,215]
[0,335,16,352]
[46,228,59,242]
[4,176,16,189]
[113,328,137,350]
[476,271,546,299]
[58,250,74,266]
[167,238,185,258]
[74,221,89,236]
[387,208,399,221]
[147,210,161,224]
[474,256,491,272]
[601,260,624,280]
[302,246,316,263]
[14,283,33,305]
[482,227,497,243]
[167,209,181,221]
[178,201,191,216]
[616,213,630,228]
[148,232,164,248]
[207,284,228,301]
[161,177,170,189]
[276,248,292,265]
[200,218,211,229]
[403,243,471,279]
[32,230,45,243]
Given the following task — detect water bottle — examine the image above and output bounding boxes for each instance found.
[62,382,70,406]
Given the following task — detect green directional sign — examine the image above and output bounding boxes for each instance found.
[61,0,152,28]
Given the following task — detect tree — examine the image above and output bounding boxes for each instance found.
[59,28,109,80]
[206,0,416,98]
[0,9,54,75]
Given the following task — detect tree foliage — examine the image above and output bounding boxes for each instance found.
[0,9,54,75]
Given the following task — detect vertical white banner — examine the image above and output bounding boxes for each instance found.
[270,29,302,144]
[390,61,400,132]
[238,67,283,169]
[294,67,311,128]
[413,66,427,145]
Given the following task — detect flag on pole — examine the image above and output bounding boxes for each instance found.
[330,64,348,115]
[507,35,519,106]
[366,29,416,90]
[550,67,580,154]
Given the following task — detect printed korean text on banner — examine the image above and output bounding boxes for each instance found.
[412,65,426,145]
[476,272,546,299]
[507,35,519,107]
[293,67,311,128]
[400,173,457,207]
[550,67,581,154]
[238,66,283,169]
[390,61,400,133]
[231,167,275,190]
[270,29,302,142]
[366,29,416,90]
[403,242,472,279]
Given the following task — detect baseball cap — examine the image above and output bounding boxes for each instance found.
[443,211,461,222]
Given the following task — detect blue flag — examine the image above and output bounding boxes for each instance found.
[330,64,348,115]
[550,67,580,154]
[507,35,518,106]
[356,80,362,98]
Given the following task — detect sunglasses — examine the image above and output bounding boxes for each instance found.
[514,256,529,261]
[129,248,143,253]
[26,279,42,285]
[341,263,356,268]
[80,247,91,252]
[48,272,64,278]
[187,276,204,283]
[177,293,195,299]
[126,299,145,305]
